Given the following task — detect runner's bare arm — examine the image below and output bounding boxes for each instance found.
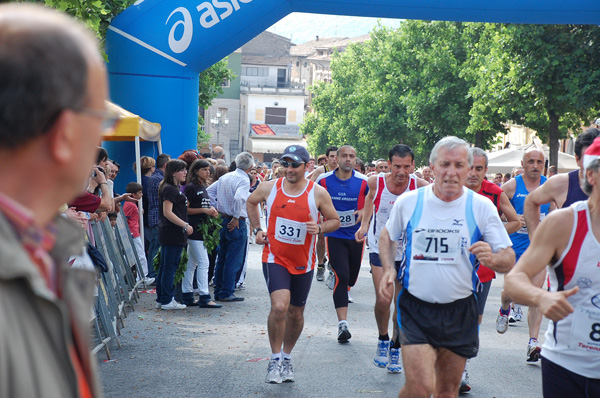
[524,175,567,238]
[416,177,430,187]
[308,165,324,182]
[468,242,514,273]
[499,192,521,234]
[355,176,377,242]
[313,185,340,234]
[505,209,578,322]
[501,178,516,199]
[378,227,398,303]
[247,180,275,244]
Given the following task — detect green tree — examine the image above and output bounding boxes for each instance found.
[471,24,600,167]
[303,21,506,166]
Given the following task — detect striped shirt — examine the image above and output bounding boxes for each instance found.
[207,168,251,218]
[147,168,164,227]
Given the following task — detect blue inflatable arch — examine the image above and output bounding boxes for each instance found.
[105,0,599,186]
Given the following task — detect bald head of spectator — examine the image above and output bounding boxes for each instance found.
[211,145,225,160]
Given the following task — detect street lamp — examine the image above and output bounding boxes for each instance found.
[211,109,229,146]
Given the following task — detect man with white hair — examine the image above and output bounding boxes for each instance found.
[379,136,514,397]
[0,4,109,396]
[505,136,600,397]
[207,152,253,301]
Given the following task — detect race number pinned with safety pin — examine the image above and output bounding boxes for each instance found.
[411,228,461,264]
[569,307,600,354]
[337,209,356,228]
[275,217,307,245]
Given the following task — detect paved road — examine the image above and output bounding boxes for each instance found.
[99,243,545,398]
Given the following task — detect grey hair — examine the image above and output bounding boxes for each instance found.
[581,158,600,195]
[235,152,254,171]
[429,136,473,167]
[470,147,488,168]
[0,4,100,148]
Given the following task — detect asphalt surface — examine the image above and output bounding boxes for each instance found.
[98,243,545,398]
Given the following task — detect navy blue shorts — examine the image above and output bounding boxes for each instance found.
[475,280,492,316]
[262,262,313,307]
[542,356,600,398]
[369,252,401,270]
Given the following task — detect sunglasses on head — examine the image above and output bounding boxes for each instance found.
[280,160,304,168]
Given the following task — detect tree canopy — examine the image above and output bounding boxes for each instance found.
[303,21,600,167]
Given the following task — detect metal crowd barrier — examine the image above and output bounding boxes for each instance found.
[89,207,148,359]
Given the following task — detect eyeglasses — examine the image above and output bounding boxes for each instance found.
[73,107,120,133]
[280,160,304,168]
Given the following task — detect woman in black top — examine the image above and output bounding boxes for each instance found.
[156,159,193,310]
[182,159,221,308]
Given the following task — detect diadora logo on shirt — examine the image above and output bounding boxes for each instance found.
[592,294,600,310]
[452,219,463,226]
[577,277,592,289]
[287,199,296,203]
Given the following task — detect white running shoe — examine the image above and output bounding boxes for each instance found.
[265,359,282,384]
[514,304,523,321]
[280,358,295,382]
[527,340,541,362]
[508,307,517,323]
[161,299,186,310]
[348,291,354,303]
[387,347,402,374]
[373,340,390,368]
[459,366,471,393]
[326,271,335,290]
[496,310,509,334]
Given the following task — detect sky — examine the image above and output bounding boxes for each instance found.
[267,13,401,44]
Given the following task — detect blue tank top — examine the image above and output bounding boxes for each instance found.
[509,175,550,254]
[563,170,588,208]
[316,169,369,240]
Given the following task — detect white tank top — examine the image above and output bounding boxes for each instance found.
[542,200,600,378]
[368,173,417,258]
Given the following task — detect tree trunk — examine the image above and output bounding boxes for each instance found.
[474,130,483,148]
[547,111,560,170]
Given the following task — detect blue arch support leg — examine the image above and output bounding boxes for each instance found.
[105,0,600,190]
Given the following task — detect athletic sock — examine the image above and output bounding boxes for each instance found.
[282,351,292,361]
[271,352,281,361]
[318,264,325,268]
[378,334,389,342]
[391,336,401,349]
[499,306,510,316]
[529,337,538,345]
[338,320,348,327]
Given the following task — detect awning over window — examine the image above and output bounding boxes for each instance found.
[250,124,301,137]
[247,137,307,153]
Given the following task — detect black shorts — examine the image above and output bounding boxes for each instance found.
[397,290,479,359]
[262,263,313,307]
[369,252,402,272]
[542,356,600,398]
[476,280,492,316]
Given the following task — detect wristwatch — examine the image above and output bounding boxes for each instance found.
[253,228,263,236]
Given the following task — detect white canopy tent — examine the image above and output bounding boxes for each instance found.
[486,143,578,174]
